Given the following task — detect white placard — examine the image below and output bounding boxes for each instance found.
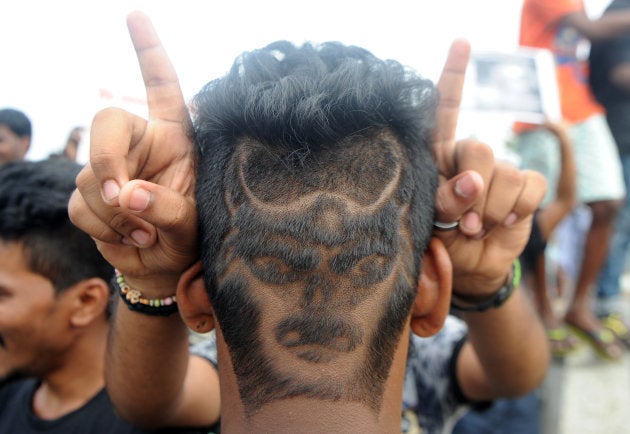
[462,48,561,124]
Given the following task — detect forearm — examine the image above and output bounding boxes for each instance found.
[456,287,551,401]
[106,295,192,427]
[555,129,576,208]
[610,63,630,92]
[596,12,630,39]
[566,11,630,40]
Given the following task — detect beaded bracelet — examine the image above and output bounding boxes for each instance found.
[450,259,521,313]
[115,269,178,317]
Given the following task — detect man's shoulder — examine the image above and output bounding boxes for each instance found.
[0,379,39,432]
[0,382,144,434]
[0,378,36,407]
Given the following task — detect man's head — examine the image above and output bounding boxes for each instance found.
[188,41,444,415]
[0,108,32,164]
[0,159,114,383]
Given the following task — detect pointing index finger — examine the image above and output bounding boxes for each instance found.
[126,11,188,122]
[434,39,471,178]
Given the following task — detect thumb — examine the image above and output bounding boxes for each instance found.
[434,170,484,236]
[118,179,197,251]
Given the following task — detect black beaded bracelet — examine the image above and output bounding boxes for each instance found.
[115,270,179,317]
[450,259,521,313]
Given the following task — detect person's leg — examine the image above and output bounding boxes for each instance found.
[525,253,580,356]
[563,115,625,359]
[597,154,630,316]
[513,128,559,208]
[514,129,581,355]
[596,154,630,348]
[553,206,591,293]
[529,255,557,327]
[565,200,623,358]
[566,200,620,318]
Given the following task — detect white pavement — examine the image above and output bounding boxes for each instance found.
[541,286,630,434]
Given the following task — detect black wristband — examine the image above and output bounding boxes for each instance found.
[450,259,521,313]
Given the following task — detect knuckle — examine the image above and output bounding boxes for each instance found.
[518,194,542,214]
[458,139,494,160]
[433,190,451,217]
[528,169,548,190]
[471,142,494,159]
[108,211,138,234]
[497,165,523,187]
[74,163,94,189]
[164,200,195,231]
[92,107,123,124]
[90,150,119,173]
[67,192,85,226]
[94,227,122,244]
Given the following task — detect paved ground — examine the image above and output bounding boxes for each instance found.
[541,284,630,434]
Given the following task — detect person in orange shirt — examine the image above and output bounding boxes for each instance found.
[514,0,630,359]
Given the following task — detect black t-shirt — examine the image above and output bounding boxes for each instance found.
[589,0,630,156]
[0,379,209,434]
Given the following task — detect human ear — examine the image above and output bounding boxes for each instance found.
[19,136,30,158]
[69,277,110,327]
[177,261,215,333]
[410,237,452,337]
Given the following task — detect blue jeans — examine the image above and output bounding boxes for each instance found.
[452,392,540,434]
[598,154,630,311]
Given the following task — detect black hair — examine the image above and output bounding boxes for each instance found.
[0,108,32,138]
[0,159,114,300]
[193,40,439,414]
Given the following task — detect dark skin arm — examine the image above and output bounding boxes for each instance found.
[70,12,213,428]
[535,121,576,240]
[563,9,630,41]
[432,42,550,401]
[610,63,630,92]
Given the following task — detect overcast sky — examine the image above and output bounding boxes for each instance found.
[2,0,611,162]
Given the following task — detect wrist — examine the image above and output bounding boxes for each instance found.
[451,259,521,313]
[115,270,179,317]
[119,272,180,298]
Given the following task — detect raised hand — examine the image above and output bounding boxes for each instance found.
[69,11,198,291]
[431,39,547,296]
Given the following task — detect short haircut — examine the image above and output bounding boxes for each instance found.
[0,159,114,296]
[193,41,438,415]
[0,108,32,138]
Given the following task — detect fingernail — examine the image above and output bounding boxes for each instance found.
[504,212,518,227]
[461,211,480,231]
[128,188,151,212]
[130,229,150,246]
[102,180,120,202]
[454,173,476,198]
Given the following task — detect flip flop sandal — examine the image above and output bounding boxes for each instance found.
[601,313,630,349]
[547,327,581,357]
[566,322,623,361]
